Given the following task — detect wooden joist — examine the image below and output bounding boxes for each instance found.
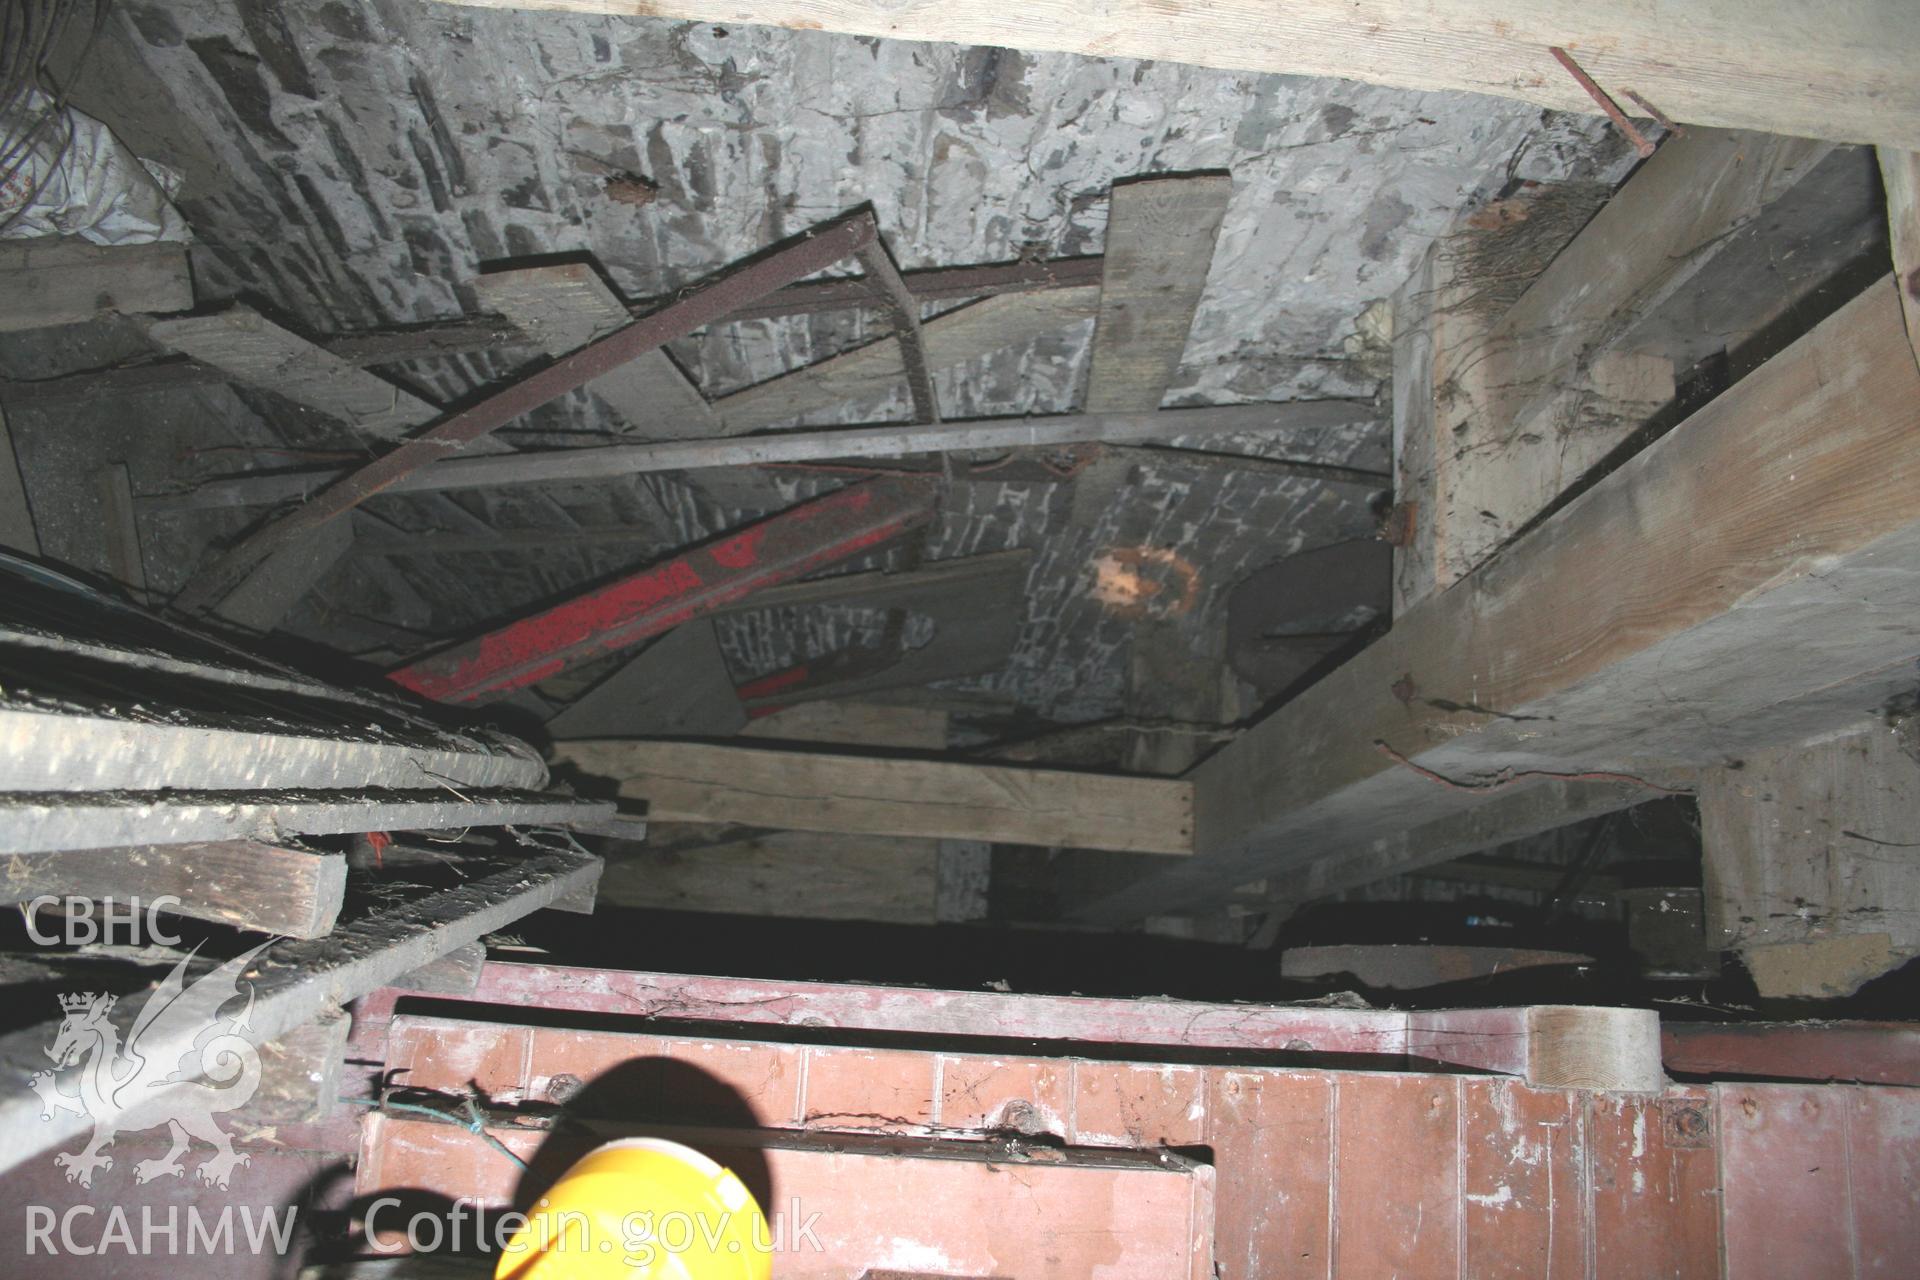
[554,740,1196,854]
[1,840,348,939]
[432,0,1920,150]
[475,262,718,437]
[1069,275,1920,923]
[1394,129,1829,607]
[1084,175,1233,413]
[144,307,440,441]
[0,238,192,333]
[209,514,356,633]
[161,400,1378,510]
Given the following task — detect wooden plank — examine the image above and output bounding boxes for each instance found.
[0,402,37,556]
[474,262,718,437]
[388,941,489,995]
[0,839,348,938]
[1400,130,1828,603]
[599,827,941,923]
[0,258,1106,408]
[0,238,192,332]
[1205,1071,1332,1279]
[166,400,1377,509]
[1883,148,1920,374]
[144,308,439,440]
[431,0,1920,150]
[209,511,356,632]
[92,463,147,599]
[1697,727,1920,996]
[1084,175,1232,412]
[553,740,1196,854]
[242,1007,352,1126]
[713,286,1097,431]
[1072,275,1920,923]
[0,845,601,1174]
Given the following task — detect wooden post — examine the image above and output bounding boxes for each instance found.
[1698,726,1920,997]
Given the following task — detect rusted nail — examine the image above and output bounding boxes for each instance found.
[1620,89,1686,137]
[1550,47,1657,158]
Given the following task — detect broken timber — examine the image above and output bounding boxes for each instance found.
[157,401,1380,511]
[388,476,937,704]
[553,740,1195,855]
[1069,274,1920,923]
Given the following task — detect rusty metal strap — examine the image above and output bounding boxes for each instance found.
[174,212,881,614]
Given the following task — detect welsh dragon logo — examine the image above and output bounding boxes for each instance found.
[29,941,272,1189]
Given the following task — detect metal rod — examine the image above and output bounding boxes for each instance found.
[172,212,881,614]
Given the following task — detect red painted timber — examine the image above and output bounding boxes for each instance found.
[388,476,935,702]
[367,1013,1920,1279]
[1664,1020,1920,1086]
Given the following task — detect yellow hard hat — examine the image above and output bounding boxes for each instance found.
[495,1138,773,1280]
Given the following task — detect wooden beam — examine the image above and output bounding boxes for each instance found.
[0,257,1106,408]
[1882,148,1920,374]
[144,308,440,441]
[1084,175,1232,412]
[210,513,356,633]
[553,740,1195,854]
[1396,130,1829,606]
[431,0,1920,150]
[1698,726,1920,997]
[1070,275,1920,923]
[712,286,1097,432]
[0,840,348,938]
[0,238,192,332]
[161,401,1377,510]
[474,262,718,437]
[600,827,943,923]
[92,463,147,600]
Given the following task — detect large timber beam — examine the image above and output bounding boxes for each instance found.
[1070,275,1920,923]
[433,0,1920,151]
[554,740,1195,855]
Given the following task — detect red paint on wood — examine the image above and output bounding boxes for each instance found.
[1845,1087,1920,1277]
[1719,1084,1856,1279]
[1589,1089,1722,1278]
[1460,1081,1587,1279]
[1665,1021,1920,1087]
[1206,1070,1333,1280]
[1332,1074,1460,1279]
[388,477,934,703]
[1072,1061,1207,1147]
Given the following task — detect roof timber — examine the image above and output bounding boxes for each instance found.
[1067,273,1920,924]
[433,0,1920,150]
